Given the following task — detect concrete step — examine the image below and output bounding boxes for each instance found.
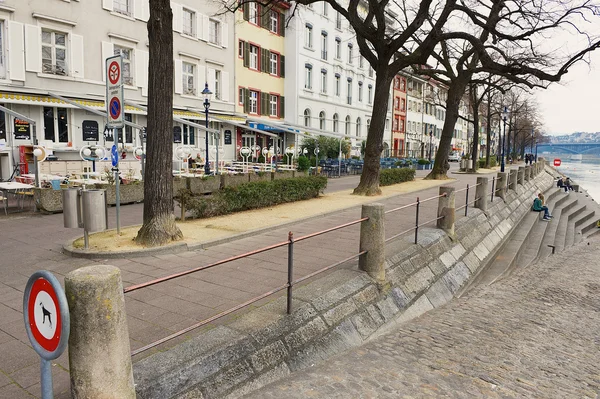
[565,205,588,248]
[574,210,596,245]
[536,195,579,261]
[554,198,584,253]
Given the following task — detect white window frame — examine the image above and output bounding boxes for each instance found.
[113,0,132,16]
[346,80,352,105]
[249,3,258,24]
[305,66,312,90]
[358,82,363,102]
[270,10,279,33]
[368,86,373,104]
[249,90,258,114]
[182,61,196,95]
[249,44,259,70]
[304,109,311,127]
[347,45,353,64]
[42,29,68,76]
[321,32,327,60]
[43,106,70,143]
[336,12,342,29]
[319,111,326,130]
[182,8,195,36]
[214,70,221,100]
[270,53,278,75]
[269,94,278,116]
[305,25,313,48]
[335,38,341,59]
[321,70,327,94]
[335,75,340,96]
[114,45,133,85]
[209,19,221,45]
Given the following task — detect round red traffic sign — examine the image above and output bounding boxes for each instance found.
[23,271,69,360]
[108,61,120,85]
[109,97,121,120]
[554,158,561,167]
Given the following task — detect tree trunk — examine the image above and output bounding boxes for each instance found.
[425,76,469,180]
[353,67,392,196]
[135,0,183,246]
[485,95,492,168]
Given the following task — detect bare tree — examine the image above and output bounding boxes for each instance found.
[135,0,183,246]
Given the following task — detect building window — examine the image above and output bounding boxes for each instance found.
[356,118,361,137]
[238,40,244,58]
[249,44,259,70]
[400,78,405,91]
[305,24,313,48]
[182,62,195,95]
[336,12,342,29]
[270,10,279,33]
[347,44,353,64]
[394,97,400,110]
[0,22,5,79]
[369,66,374,77]
[214,70,221,100]
[401,98,406,111]
[335,38,341,59]
[249,2,258,24]
[304,109,311,127]
[346,79,352,105]
[393,117,399,131]
[335,74,340,96]
[333,113,339,132]
[319,111,326,130]
[116,114,133,144]
[114,45,133,85]
[183,124,195,145]
[209,19,221,45]
[43,107,69,143]
[239,87,244,105]
[270,94,278,116]
[270,53,279,75]
[323,3,328,16]
[249,90,258,114]
[305,64,312,89]
[345,115,351,135]
[321,32,328,60]
[42,30,67,76]
[358,82,363,102]
[359,56,364,69]
[394,77,400,89]
[321,70,327,94]
[113,0,131,16]
[368,85,373,104]
[183,8,195,36]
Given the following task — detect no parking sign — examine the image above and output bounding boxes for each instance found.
[106,55,124,128]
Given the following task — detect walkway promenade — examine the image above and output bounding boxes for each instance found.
[244,235,600,398]
[0,164,517,398]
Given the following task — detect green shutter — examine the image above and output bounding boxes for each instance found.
[265,50,271,73]
[243,2,249,21]
[279,96,285,119]
[261,92,269,116]
[244,88,250,113]
[261,6,269,28]
[279,13,285,36]
[280,55,285,77]
[243,42,249,68]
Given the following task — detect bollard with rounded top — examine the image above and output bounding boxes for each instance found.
[65,265,135,399]
[475,177,488,212]
[359,203,385,284]
[496,172,508,200]
[517,167,525,185]
[524,165,531,182]
[437,186,455,237]
[509,169,518,191]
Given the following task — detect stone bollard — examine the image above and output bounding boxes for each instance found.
[509,169,518,191]
[475,177,488,213]
[496,172,508,200]
[524,165,531,182]
[517,167,525,185]
[359,203,385,284]
[65,265,135,399]
[437,186,455,238]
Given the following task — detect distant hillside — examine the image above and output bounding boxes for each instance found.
[551,132,600,143]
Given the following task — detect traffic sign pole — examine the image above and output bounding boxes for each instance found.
[111,142,121,234]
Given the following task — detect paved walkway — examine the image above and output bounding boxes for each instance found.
[244,236,600,398]
[0,164,500,398]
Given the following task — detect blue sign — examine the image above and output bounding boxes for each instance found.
[109,97,121,120]
[111,145,118,167]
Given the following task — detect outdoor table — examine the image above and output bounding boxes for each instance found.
[0,182,35,211]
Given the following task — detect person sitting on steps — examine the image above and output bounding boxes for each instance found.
[564,177,574,191]
[532,193,553,220]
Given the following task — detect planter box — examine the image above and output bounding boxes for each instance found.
[249,172,272,183]
[221,173,249,188]
[188,176,221,194]
[100,183,144,205]
[34,188,63,213]
[173,177,187,197]
[273,170,294,180]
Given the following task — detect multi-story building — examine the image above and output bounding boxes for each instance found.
[0,0,237,180]
[405,74,426,158]
[391,73,407,157]
[284,4,391,157]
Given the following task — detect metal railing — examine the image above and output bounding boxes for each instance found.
[384,192,447,244]
[455,182,482,217]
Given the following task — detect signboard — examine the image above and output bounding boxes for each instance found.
[173,126,182,143]
[224,129,232,145]
[14,118,31,140]
[105,55,124,128]
[23,271,69,359]
[111,144,119,167]
[82,120,99,141]
[554,158,561,167]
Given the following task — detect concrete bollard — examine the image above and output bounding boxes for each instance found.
[496,172,508,200]
[437,186,455,238]
[524,165,531,182]
[509,169,518,191]
[359,203,385,284]
[65,265,135,399]
[475,177,488,213]
[517,167,525,185]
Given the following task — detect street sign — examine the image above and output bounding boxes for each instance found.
[554,158,561,167]
[23,271,69,359]
[106,55,124,128]
[111,144,119,167]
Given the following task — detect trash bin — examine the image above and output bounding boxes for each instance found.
[81,189,107,233]
[63,188,82,228]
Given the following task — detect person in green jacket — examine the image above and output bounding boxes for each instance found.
[533,193,552,220]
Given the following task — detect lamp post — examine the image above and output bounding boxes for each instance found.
[428,126,433,162]
[202,83,212,175]
[501,106,508,172]
[535,132,538,162]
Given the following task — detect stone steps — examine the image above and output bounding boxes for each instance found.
[552,197,581,253]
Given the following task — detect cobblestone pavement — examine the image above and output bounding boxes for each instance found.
[244,236,600,399]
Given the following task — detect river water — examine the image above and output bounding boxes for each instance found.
[553,160,600,202]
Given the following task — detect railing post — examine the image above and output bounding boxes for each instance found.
[524,165,531,182]
[496,172,508,200]
[465,184,469,216]
[490,176,495,203]
[475,177,488,213]
[65,265,135,399]
[437,186,455,238]
[517,166,525,186]
[287,231,294,314]
[509,169,518,192]
[414,197,420,244]
[359,203,385,284]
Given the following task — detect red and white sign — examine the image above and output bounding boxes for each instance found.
[106,55,124,128]
[26,277,62,353]
[554,158,561,167]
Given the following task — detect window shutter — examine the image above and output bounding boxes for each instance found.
[135,50,149,88]
[196,13,204,40]
[221,71,229,102]
[207,67,216,94]
[8,21,25,81]
[279,13,285,36]
[70,34,85,78]
[171,2,183,33]
[24,24,41,73]
[244,89,250,113]
[198,64,206,87]
[174,59,183,94]
[280,55,285,78]
[243,2,249,21]
[261,92,268,116]
[202,14,209,41]
[101,41,114,82]
[221,23,228,48]
[261,6,269,28]
[279,96,285,119]
[243,42,249,68]
[133,0,143,20]
[102,0,113,11]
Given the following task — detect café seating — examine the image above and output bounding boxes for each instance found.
[0,190,7,215]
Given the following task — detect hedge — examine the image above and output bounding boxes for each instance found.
[177,176,328,219]
[379,168,416,186]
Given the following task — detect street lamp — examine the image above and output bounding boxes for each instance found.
[501,106,508,173]
[428,126,433,162]
[535,132,539,162]
[202,82,212,175]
